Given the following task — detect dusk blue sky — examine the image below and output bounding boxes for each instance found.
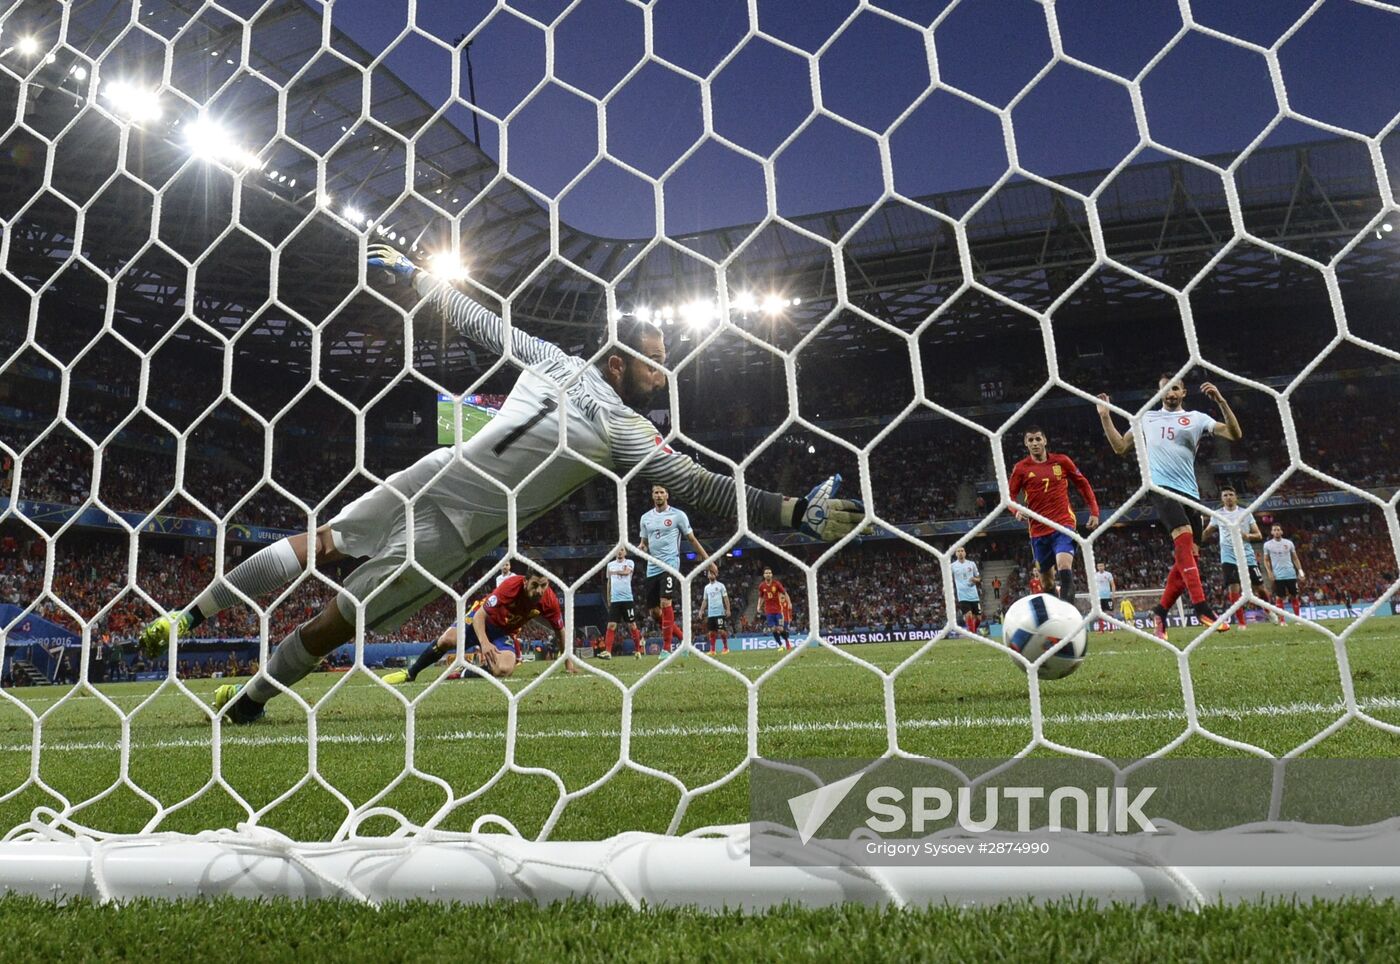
[330,0,1400,239]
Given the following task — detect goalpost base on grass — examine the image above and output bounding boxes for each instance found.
[3,825,1400,910]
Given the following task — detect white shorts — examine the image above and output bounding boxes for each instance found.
[328,450,475,632]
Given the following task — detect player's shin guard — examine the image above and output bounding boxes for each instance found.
[1056,568,1075,603]
[1173,532,1206,604]
[189,538,302,628]
[243,625,318,704]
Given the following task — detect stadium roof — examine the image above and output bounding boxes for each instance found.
[2,0,1396,380]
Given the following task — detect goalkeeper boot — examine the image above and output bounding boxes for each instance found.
[382,669,410,685]
[139,610,194,659]
[212,683,265,725]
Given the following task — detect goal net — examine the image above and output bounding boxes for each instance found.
[2,0,1399,908]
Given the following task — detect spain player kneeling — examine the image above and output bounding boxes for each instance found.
[386,573,567,683]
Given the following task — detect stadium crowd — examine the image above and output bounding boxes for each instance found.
[3,338,1397,675]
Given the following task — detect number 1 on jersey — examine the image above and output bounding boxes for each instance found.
[492,398,558,456]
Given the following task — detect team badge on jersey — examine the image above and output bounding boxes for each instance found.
[1052,464,1063,477]
[664,519,672,527]
[1178,416,1190,426]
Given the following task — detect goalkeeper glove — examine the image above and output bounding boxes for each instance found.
[794,474,868,542]
[367,243,417,285]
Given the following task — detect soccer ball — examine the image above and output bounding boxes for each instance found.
[1002,593,1088,680]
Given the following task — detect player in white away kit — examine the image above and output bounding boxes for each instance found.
[1201,485,1265,630]
[494,559,513,587]
[702,565,731,655]
[950,547,982,635]
[1099,374,1242,639]
[603,546,644,658]
[639,484,707,655]
[137,245,865,723]
[1094,561,1116,633]
[1263,523,1306,622]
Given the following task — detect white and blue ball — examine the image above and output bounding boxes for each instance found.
[1002,593,1088,680]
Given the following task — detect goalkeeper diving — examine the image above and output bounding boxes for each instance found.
[138,244,867,723]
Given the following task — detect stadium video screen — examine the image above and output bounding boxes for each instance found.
[435,392,501,445]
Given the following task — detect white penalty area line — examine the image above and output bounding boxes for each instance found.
[6,696,1399,755]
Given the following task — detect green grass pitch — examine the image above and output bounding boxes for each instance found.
[2,618,1397,954]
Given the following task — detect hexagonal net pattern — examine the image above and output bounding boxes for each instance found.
[1,0,1399,906]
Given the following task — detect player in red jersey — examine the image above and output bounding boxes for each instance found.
[1028,572,1044,595]
[388,573,569,682]
[1008,426,1101,603]
[758,567,794,650]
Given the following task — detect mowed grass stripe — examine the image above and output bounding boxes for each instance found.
[6,695,1399,755]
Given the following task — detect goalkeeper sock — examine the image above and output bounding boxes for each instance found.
[244,625,318,704]
[406,642,442,682]
[1056,568,1075,603]
[1173,532,1206,604]
[189,539,302,627]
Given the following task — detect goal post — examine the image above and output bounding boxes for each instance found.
[1073,589,1186,623]
[2,0,1399,911]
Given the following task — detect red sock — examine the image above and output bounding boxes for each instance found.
[1292,598,1300,616]
[720,632,729,649]
[970,616,980,634]
[630,626,643,654]
[1161,565,1186,610]
[1230,592,1245,627]
[707,631,716,651]
[604,627,615,653]
[1173,532,1206,604]
[660,607,675,651]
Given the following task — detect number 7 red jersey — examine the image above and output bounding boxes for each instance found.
[1008,453,1100,537]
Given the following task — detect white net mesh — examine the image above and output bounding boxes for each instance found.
[1,0,1398,903]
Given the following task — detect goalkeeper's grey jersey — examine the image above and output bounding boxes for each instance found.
[407,276,785,552]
